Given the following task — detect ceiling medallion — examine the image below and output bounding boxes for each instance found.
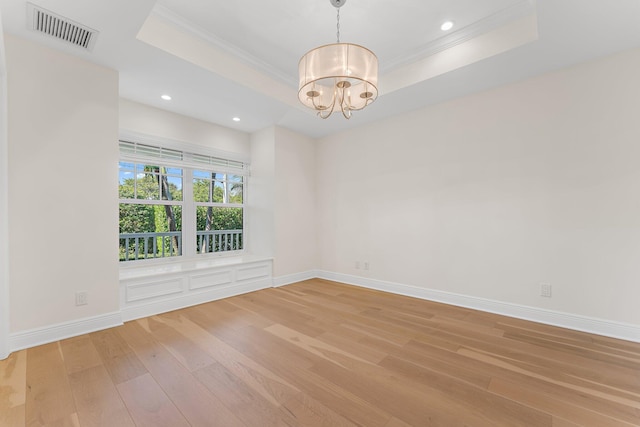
[298,0,379,119]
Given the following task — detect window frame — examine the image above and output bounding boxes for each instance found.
[118,161,185,262]
[192,170,244,254]
[118,136,249,265]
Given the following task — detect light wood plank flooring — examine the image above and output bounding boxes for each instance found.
[1,279,640,426]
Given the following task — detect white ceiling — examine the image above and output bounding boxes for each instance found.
[2,0,640,138]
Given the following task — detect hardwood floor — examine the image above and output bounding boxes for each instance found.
[2,279,640,426]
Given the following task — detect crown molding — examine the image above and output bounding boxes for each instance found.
[149,1,536,86]
[381,0,537,73]
[151,4,296,87]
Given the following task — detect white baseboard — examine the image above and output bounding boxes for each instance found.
[316,270,640,343]
[272,270,319,288]
[6,278,272,357]
[7,269,639,358]
[121,278,272,321]
[9,311,123,353]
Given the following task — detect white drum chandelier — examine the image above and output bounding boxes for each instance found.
[298,0,379,119]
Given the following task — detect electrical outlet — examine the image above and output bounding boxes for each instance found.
[75,291,88,306]
[364,262,370,271]
[540,283,552,298]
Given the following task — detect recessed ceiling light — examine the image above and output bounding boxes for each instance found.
[232,117,240,122]
[161,94,172,101]
[441,21,454,31]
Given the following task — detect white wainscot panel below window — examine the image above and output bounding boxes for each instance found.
[189,269,234,290]
[126,277,184,302]
[120,256,273,321]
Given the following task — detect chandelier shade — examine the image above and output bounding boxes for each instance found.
[298,43,378,118]
[297,0,378,119]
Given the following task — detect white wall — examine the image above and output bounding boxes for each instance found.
[0,11,10,359]
[248,126,317,280]
[274,127,317,277]
[248,127,276,258]
[119,98,250,158]
[6,35,120,332]
[317,47,640,326]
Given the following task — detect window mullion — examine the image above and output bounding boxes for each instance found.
[182,167,195,257]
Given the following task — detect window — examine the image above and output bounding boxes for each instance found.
[118,161,183,261]
[118,140,248,263]
[193,171,244,253]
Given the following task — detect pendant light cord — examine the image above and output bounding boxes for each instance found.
[336,8,340,43]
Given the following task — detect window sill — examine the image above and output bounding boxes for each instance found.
[119,254,273,281]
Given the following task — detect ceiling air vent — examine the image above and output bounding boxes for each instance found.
[26,3,98,51]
